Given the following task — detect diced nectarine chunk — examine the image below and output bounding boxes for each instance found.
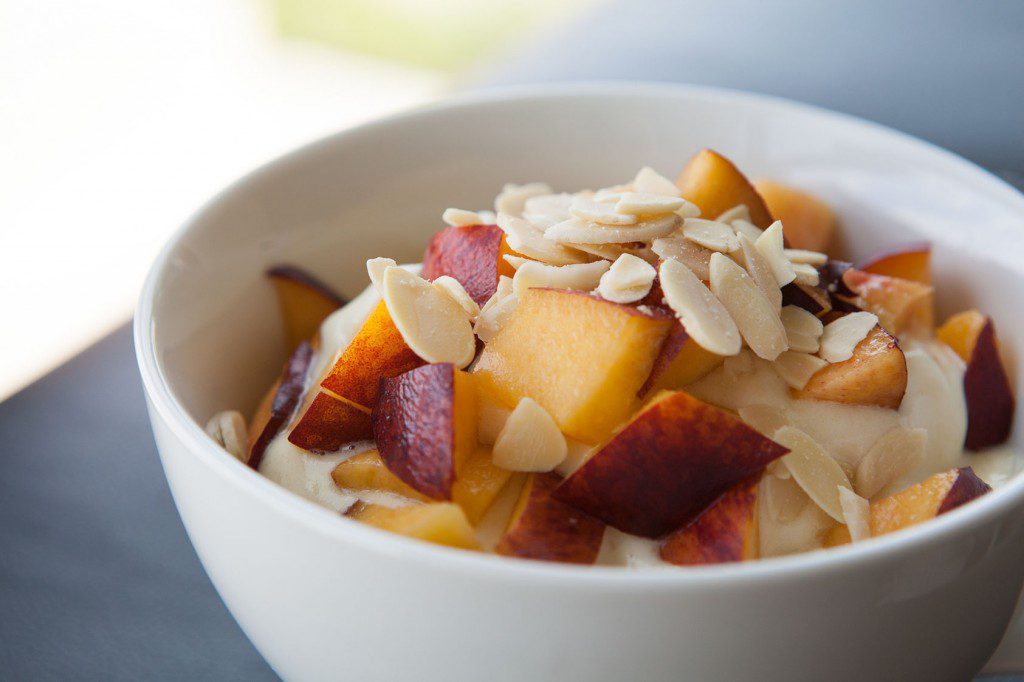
[753,180,835,252]
[331,449,429,501]
[248,341,314,468]
[267,266,345,351]
[839,268,934,336]
[473,288,674,444]
[641,323,724,396]
[797,324,907,409]
[660,476,760,564]
[421,224,515,306]
[676,150,773,228]
[288,392,372,453]
[859,243,932,285]
[451,447,516,524]
[347,502,478,550]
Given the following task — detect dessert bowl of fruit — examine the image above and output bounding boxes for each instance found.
[136,84,1024,681]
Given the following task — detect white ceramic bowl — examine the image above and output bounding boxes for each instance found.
[136,84,1024,681]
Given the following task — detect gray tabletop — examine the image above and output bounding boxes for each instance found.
[2,1,1022,679]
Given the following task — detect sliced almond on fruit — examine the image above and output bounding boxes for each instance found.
[567,241,659,264]
[546,214,680,245]
[633,166,682,197]
[570,195,638,226]
[819,312,879,363]
[432,275,481,319]
[497,212,588,266]
[502,254,532,270]
[495,182,553,216]
[773,350,828,390]
[478,400,512,446]
[854,427,927,498]
[738,404,790,439]
[736,233,782,311]
[597,253,657,303]
[838,486,871,542]
[475,279,517,344]
[381,266,475,367]
[523,192,574,229]
[731,218,764,242]
[659,256,741,356]
[366,257,397,294]
[773,425,852,523]
[682,218,740,253]
[442,208,486,227]
[511,259,611,299]
[614,192,688,216]
[791,262,820,287]
[709,252,788,361]
[716,204,751,224]
[781,305,824,353]
[785,248,828,266]
[652,234,714,281]
[492,397,568,472]
[755,221,796,287]
[205,410,248,462]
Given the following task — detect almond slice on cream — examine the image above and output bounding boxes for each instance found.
[854,427,927,498]
[651,234,713,281]
[773,350,828,390]
[597,253,657,303]
[819,312,878,363]
[570,195,638,226]
[497,212,588,265]
[381,266,476,367]
[682,218,740,253]
[755,221,796,287]
[784,248,829,266]
[659,257,741,356]
[633,166,682,197]
[737,233,782,311]
[511,259,610,299]
[442,208,486,227]
[738,404,791,439]
[492,397,567,472]
[432,275,481,319]
[546,214,679,245]
[838,487,871,542]
[614,192,688,216]
[205,410,248,462]
[709,253,788,361]
[773,425,852,523]
[781,305,824,353]
[494,182,552,216]
[366,257,397,295]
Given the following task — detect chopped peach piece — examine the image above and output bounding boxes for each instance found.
[797,324,908,409]
[753,180,835,252]
[641,323,725,396]
[451,447,516,524]
[421,224,515,306]
[331,450,429,502]
[937,310,988,362]
[676,150,773,228]
[839,268,934,336]
[859,243,932,285]
[473,288,674,444]
[347,502,478,550]
[266,266,345,351]
[248,341,314,468]
[288,392,372,453]
[660,476,760,564]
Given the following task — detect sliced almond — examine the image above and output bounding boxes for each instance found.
[381,266,475,367]
[716,204,751,224]
[819,312,878,363]
[736,233,782,311]
[597,254,657,303]
[512,259,610,299]
[474,295,518,343]
[659,257,741,356]
[568,241,659,264]
[492,397,567,472]
[615,192,688,216]
[784,248,829,266]
[738,404,791,439]
[502,254,532,270]
[523,192,574,229]
[205,410,248,462]
[855,427,927,498]
[761,468,809,522]
[731,218,764,242]
[755,221,796,287]
[838,486,871,542]
[792,262,821,287]
[441,208,486,227]
[432,275,481,319]
[546,214,680,245]
[781,305,824,354]
[773,350,828,390]
[651,234,713,281]
[570,195,638,226]
[494,182,552,216]
[366,257,397,294]
[478,400,512,446]
[722,348,755,379]
[709,252,788,361]
[497,212,588,266]
[773,425,852,523]
[682,218,740,253]
[592,183,634,202]
[633,166,682,197]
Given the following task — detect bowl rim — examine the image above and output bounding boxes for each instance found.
[135,81,1024,589]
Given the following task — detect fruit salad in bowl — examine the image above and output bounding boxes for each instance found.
[205,148,1017,568]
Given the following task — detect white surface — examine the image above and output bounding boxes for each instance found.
[137,84,1024,681]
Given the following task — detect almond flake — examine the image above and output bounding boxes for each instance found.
[205,410,248,462]
[738,404,790,439]
[546,214,679,245]
[615,192,688,216]
[722,348,755,379]
[493,397,567,472]
[512,259,610,299]
[381,266,475,367]
[716,204,751,224]
[761,468,809,522]
[366,257,397,294]
[523,192,574,228]
[755,221,796,287]
[838,486,871,542]
[502,254,532,270]
[474,278,516,343]
[773,350,828,389]
[709,253,788,361]
[592,183,634,202]
[773,425,852,523]
[855,427,926,498]
[736,233,782,311]
[682,218,740,253]
[597,253,656,303]
[497,212,588,265]
[567,241,659,264]
[819,312,878,363]
[477,400,512,446]
[731,218,764,242]
[570,195,638,226]
[441,208,486,227]
[781,305,824,353]
[659,257,741,356]
[633,166,682,197]
[432,275,481,319]
[792,262,820,286]
[651,234,713,281]
[784,248,829,266]
[494,182,552,216]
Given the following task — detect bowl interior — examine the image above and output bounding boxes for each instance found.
[143,85,1024,451]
